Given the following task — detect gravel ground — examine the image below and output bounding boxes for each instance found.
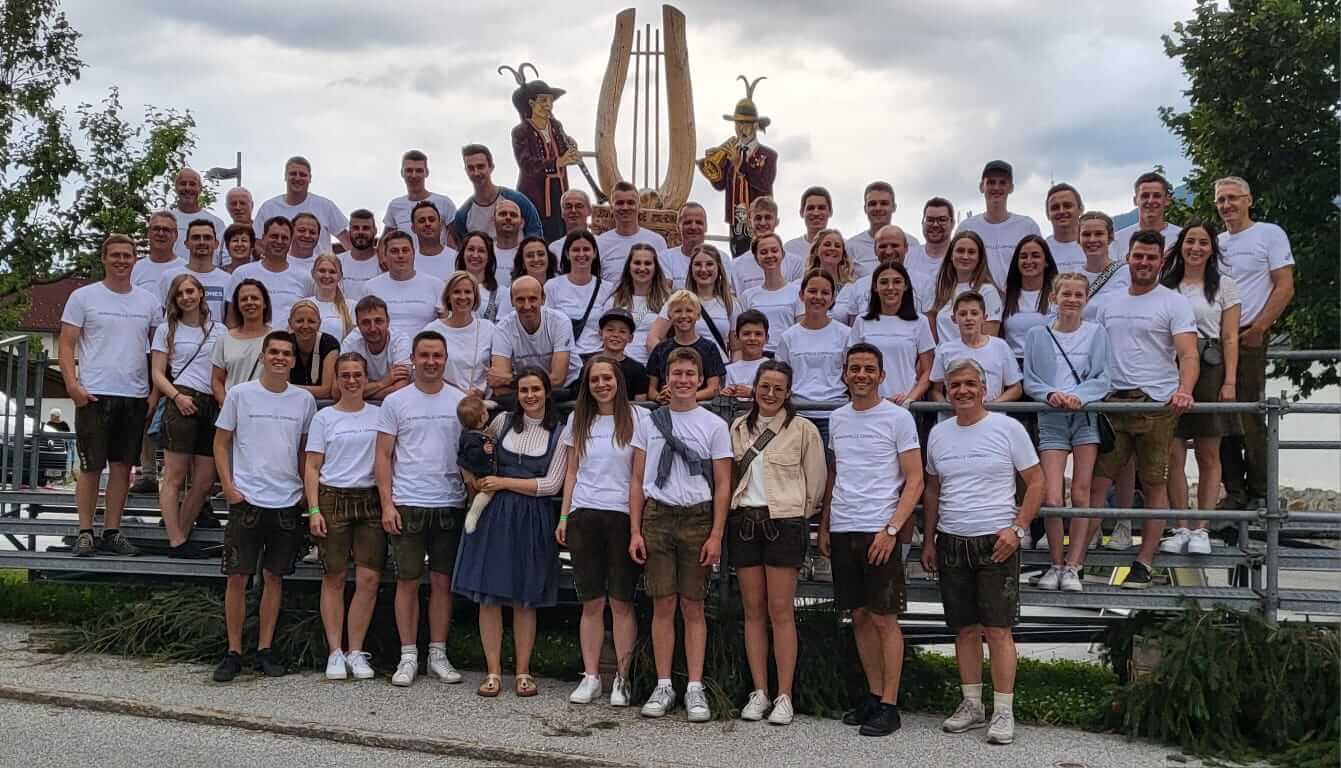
[0,623,1201,768]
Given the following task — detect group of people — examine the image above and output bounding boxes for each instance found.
[55,146,1294,742]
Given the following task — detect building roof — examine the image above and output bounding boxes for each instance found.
[14,276,91,334]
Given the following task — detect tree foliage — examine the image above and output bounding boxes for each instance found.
[1160,0,1340,397]
[0,0,199,322]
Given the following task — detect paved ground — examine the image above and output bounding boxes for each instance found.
[0,623,1203,768]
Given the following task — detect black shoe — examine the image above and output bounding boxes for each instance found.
[213,651,243,682]
[255,648,286,677]
[97,530,139,556]
[129,477,158,495]
[842,694,880,726]
[859,703,902,736]
[72,531,97,557]
[1122,560,1154,590]
[195,509,222,529]
[168,541,210,559]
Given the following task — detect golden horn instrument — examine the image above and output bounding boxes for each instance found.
[697,137,737,185]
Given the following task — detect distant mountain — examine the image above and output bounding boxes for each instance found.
[1112,185,1193,229]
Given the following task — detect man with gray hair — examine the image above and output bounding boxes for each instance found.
[169,168,226,262]
[921,356,1043,746]
[224,187,256,265]
[548,189,592,258]
[661,202,721,289]
[1214,175,1294,510]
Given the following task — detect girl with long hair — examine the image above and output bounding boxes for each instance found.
[547,229,614,357]
[1000,235,1059,361]
[776,269,849,448]
[848,262,934,405]
[511,235,557,286]
[738,233,798,354]
[311,252,355,340]
[928,230,1002,343]
[804,228,861,322]
[455,230,509,322]
[646,242,737,361]
[608,243,672,363]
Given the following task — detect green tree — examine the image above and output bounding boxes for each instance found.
[1160,0,1340,397]
[0,0,200,322]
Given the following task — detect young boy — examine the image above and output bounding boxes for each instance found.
[721,309,769,399]
[645,290,726,403]
[630,348,733,722]
[457,395,495,534]
[930,292,1022,410]
[588,307,649,400]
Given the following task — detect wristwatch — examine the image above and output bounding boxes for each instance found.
[885,523,900,537]
[1010,524,1027,541]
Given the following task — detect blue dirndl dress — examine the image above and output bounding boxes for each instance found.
[452,418,561,608]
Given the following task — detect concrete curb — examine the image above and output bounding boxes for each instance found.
[0,683,653,768]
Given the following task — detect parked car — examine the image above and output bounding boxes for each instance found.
[0,393,69,486]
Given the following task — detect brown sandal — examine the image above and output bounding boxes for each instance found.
[477,673,502,698]
[514,673,538,697]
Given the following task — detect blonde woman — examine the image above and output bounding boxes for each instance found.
[802,228,860,322]
[151,273,225,557]
[422,271,495,397]
[646,243,737,361]
[287,299,339,400]
[312,252,355,341]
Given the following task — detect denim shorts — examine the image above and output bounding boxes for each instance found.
[1037,411,1100,452]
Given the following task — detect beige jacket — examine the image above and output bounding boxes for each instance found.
[729,411,827,519]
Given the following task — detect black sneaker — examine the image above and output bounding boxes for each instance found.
[195,507,222,529]
[1122,560,1154,590]
[98,530,139,556]
[72,531,97,557]
[255,648,286,677]
[129,477,159,495]
[168,541,210,559]
[842,694,880,726]
[213,651,243,682]
[859,703,902,737]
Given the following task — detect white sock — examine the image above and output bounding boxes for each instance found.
[330,648,343,656]
[657,677,673,689]
[686,680,703,692]
[400,645,417,660]
[428,642,446,655]
[962,684,983,704]
[993,691,1014,715]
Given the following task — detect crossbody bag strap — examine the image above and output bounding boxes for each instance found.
[701,308,728,354]
[573,276,603,338]
[483,286,499,321]
[733,427,776,482]
[169,322,214,384]
[1088,262,1121,298]
[1046,326,1083,386]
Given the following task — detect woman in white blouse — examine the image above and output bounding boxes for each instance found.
[422,271,494,397]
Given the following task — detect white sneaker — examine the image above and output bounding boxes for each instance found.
[1036,565,1063,591]
[1160,528,1190,554]
[1187,528,1212,554]
[1034,535,1048,551]
[740,689,770,721]
[1060,565,1084,592]
[942,698,986,732]
[391,656,417,687]
[640,685,676,717]
[986,710,1015,744]
[569,674,602,704]
[767,694,794,725]
[325,650,348,680]
[685,686,711,722]
[427,649,462,683]
[302,545,319,563]
[610,675,631,707]
[347,651,375,680]
[1104,520,1133,551]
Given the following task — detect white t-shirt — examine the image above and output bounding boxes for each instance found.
[632,406,732,507]
[383,192,458,244]
[655,296,737,360]
[311,297,352,341]
[1096,284,1197,401]
[151,321,224,394]
[828,400,921,533]
[156,264,231,323]
[307,404,381,489]
[545,275,615,355]
[831,280,870,323]
[776,320,850,414]
[131,257,184,307]
[955,213,1042,287]
[215,381,317,508]
[782,236,819,270]
[255,193,348,253]
[931,336,1021,401]
[662,245,733,290]
[492,307,580,385]
[595,228,669,283]
[1081,263,1132,322]
[563,409,648,512]
[414,248,460,282]
[1218,222,1293,327]
[933,282,1004,344]
[1039,321,1103,394]
[376,383,466,507]
[926,412,1038,537]
[611,295,661,364]
[210,332,266,391]
[845,229,923,277]
[493,247,518,289]
[1045,237,1087,274]
[1111,222,1181,262]
[227,260,316,326]
[170,207,227,263]
[340,328,412,382]
[465,198,496,237]
[739,285,799,352]
[724,358,766,397]
[362,272,444,337]
[902,245,945,304]
[338,253,383,301]
[60,283,158,398]
[732,249,804,295]
[422,318,494,393]
[1177,277,1241,339]
[477,283,513,323]
[1001,289,1054,357]
[847,314,935,399]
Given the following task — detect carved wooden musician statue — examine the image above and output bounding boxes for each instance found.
[501,63,581,242]
[697,75,778,256]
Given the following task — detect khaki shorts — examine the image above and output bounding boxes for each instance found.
[75,396,147,473]
[388,505,464,581]
[161,387,218,457]
[641,499,713,600]
[1094,390,1179,483]
[221,502,305,577]
[936,531,1019,631]
[316,485,385,574]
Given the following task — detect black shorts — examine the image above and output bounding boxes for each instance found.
[221,501,306,577]
[829,531,907,616]
[566,507,640,603]
[727,506,808,569]
[935,531,1020,631]
[388,506,464,581]
[161,387,218,457]
[75,396,148,473]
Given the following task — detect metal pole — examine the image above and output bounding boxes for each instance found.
[1263,395,1282,625]
[29,349,46,490]
[631,29,640,187]
[236,151,242,187]
[654,28,661,190]
[14,341,28,489]
[643,22,651,190]
[1,346,12,490]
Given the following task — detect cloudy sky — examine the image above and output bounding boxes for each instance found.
[60,0,1199,238]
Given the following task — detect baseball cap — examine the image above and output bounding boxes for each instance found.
[981,160,1013,180]
[599,307,635,331]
